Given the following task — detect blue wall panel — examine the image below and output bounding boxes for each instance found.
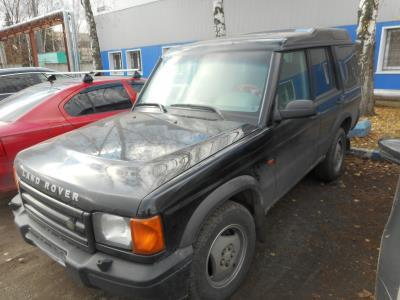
[338,21,400,90]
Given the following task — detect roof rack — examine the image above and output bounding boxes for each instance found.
[45,69,141,76]
[43,69,142,83]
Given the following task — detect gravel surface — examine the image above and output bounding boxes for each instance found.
[0,156,399,300]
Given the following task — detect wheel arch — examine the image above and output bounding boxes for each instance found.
[179,175,265,248]
[340,116,353,134]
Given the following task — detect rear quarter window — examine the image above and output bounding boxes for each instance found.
[334,45,360,91]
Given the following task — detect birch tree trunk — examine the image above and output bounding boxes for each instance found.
[213,0,226,38]
[356,0,379,116]
[81,0,103,70]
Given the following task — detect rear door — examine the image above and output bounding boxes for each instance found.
[61,82,135,129]
[333,45,361,124]
[308,47,343,158]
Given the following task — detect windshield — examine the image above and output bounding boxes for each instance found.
[0,86,59,122]
[138,50,272,125]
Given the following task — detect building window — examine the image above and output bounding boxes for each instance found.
[126,49,142,73]
[108,51,123,75]
[378,26,400,72]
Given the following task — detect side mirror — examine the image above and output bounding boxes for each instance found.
[278,100,316,120]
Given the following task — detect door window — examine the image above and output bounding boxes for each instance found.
[334,45,359,91]
[309,48,336,97]
[277,51,310,109]
[65,85,132,116]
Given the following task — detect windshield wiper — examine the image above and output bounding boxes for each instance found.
[170,104,224,120]
[134,103,167,113]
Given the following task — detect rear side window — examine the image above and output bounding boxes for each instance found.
[309,48,337,97]
[334,45,359,91]
[0,73,44,94]
[65,84,132,116]
[276,51,311,109]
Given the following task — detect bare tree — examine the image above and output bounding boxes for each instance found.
[81,0,102,70]
[356,0,379,116]
[213,0,226,38]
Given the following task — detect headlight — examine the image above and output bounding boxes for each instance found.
[92,212,166,255]
[93,213,131,250]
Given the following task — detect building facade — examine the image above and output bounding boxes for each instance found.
[95,0,400,90]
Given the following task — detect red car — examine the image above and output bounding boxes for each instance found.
[0,76,145,193]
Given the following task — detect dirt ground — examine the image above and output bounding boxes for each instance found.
[0,156,399,300]
[352,106,400,149]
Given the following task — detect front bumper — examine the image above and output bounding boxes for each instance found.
[10,195,193,299]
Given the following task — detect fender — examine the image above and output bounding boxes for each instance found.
[179,175,266,248]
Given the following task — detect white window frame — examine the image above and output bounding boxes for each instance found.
[377,25,400,74]
[125,49,142,75]
[108,50,123,75]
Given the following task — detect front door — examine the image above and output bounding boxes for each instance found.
[270,50,319,199]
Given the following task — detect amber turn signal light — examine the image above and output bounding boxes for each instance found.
[130,215,165,255]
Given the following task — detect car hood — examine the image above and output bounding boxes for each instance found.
[15,111,256,216]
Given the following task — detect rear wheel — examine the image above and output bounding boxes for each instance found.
[314,128,346,182]
[189,201,256,300]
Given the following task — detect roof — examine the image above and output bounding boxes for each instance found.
[167,28,352,55]
[0,10,65,40]
[0,67,55,76]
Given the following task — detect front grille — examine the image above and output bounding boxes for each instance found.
[19,180,94,252]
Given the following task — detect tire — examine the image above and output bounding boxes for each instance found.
[314,128,346,182]
[189,201,256,300]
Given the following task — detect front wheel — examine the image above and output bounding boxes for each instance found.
[314,128,346,182]
[189,201,256,300]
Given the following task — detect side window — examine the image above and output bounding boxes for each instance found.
[334,45,359,91]
[277,51,310,110]
[0,74,42,94]
[65,84,132,116]
[64,93,94,116]
[309,48,337,97]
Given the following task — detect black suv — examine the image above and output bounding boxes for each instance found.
[0,67,58,100]
[10,28,360,299]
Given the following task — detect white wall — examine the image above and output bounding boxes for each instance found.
[95,0,400,51]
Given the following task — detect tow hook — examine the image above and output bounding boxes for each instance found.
[96,258,113,272]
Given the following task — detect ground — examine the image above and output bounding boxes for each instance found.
[0,156,399,300]
[352,106,400,150]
